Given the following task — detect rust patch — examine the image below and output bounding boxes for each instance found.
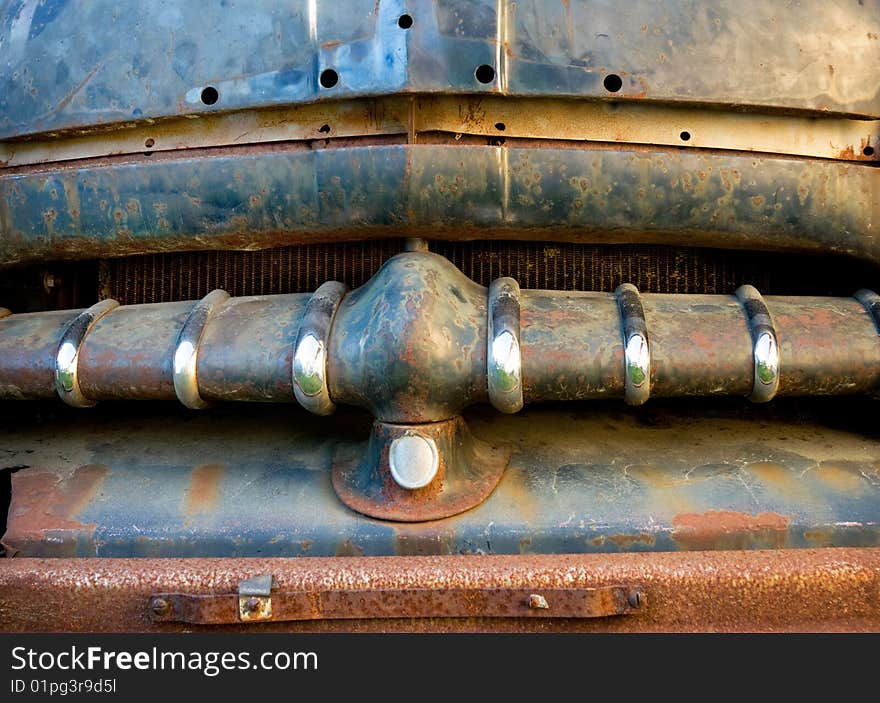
[335,539,364,557]
[3,550,880,632]
[804,527,840,547]
[3,464,108,556]
[608,533,656,549]
[672,510,791,551]
[745,461,810,501]
[184,464,224,516]
[813,462,867,493]
[395,529,456,556]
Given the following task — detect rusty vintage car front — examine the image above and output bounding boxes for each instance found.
[1,0,879,632]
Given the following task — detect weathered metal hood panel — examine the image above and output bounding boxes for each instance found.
[2,0,880,141]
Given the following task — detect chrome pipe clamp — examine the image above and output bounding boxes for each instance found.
[487,277,524,414]
[735,284,779,403]
[55,299,119,407]
[615,283,650,406]
[173,289,230,409]
[293,281,348,416]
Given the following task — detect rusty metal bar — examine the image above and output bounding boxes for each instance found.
[149,585,642,625]
[1,255,879,409]
[1,551,878,632]
[3,95,879,170]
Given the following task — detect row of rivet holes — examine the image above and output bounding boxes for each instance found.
[142,12,876,158]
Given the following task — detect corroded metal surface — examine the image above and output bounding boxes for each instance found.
[3,95,878,169]
[77,301,191,401]
[3,270,880,405]
[1,550,878,632]
[1,0,878,144]
[332,416,509,521]
[2,400,879,556]
[2,143,878,267]
[198,294,309,403]
[0,308,81,398]
[328,252,487,422]
[150,585,640,624]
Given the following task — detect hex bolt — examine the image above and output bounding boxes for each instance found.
[150,598,169,617]
[244,597,262,613]
[528,594,550,610]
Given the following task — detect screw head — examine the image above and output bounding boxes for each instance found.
[150,598,169,616]
[244,597,262,613]
[628,590,645,608]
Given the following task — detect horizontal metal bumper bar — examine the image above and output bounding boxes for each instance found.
[1,256,879,410]
[1,550,878,632]
[2,144,878,268]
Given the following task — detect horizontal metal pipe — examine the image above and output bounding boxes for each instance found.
[1,263,879,413]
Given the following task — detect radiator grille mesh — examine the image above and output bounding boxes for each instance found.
[101,241,853,305]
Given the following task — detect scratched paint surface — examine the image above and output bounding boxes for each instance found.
[2,398,879,557]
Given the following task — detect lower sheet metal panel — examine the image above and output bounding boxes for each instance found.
[3,550,880,632]
[2,399,879,557]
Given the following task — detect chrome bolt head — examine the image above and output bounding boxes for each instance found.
[388,434,439,490]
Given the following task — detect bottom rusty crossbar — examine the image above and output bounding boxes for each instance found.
[1,550,879,632]
[149,585,642,625]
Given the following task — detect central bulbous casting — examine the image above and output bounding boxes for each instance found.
[328,252,489,423]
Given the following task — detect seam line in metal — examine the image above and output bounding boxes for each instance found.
[293,280,348,416]
[735,284,779,403]
[55,299,120,407]
[615,283,650,406]
[173,289,230,410]
[487,277,523,414]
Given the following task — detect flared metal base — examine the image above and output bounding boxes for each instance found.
[331,416,510,522]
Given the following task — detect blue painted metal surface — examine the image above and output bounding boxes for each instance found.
[2,400,880,557]
[1,0,879,141]
[2,143,878,266]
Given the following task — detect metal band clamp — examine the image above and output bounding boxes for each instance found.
[293,281,348,416]
[55,299,120,407]
[173,289,230,409]
[487,277,524,414]
[615,283,651,406]
[735,284,779,403]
